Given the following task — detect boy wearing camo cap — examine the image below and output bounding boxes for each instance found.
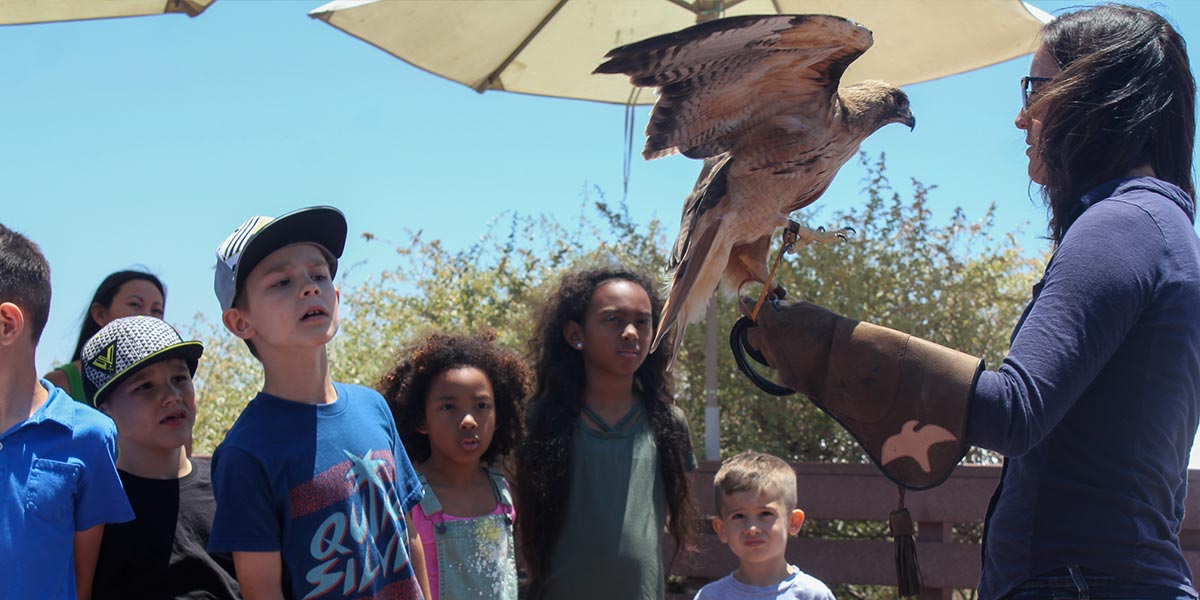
[83,315,240,600]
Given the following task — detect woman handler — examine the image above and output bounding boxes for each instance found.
[742,5,1200,599]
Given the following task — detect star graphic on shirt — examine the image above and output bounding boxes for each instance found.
[344,449,388,490]
[343,449,401,524]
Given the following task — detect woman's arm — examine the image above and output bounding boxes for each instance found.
[968,199,1161,455]
[45,367,70,392]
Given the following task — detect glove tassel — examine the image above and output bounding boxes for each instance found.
[890,487,923,598]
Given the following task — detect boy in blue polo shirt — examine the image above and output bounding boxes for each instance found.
[206,206,430,599]
[0,223,133,600]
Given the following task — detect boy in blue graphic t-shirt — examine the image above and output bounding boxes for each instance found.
[0,224,133,600]
[206,206,431,599]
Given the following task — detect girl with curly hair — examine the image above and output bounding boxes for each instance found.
[516,266,697,600]
[379,331,530,600]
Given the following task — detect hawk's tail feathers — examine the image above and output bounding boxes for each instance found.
[652,290,690,372]
[655,213,727,365]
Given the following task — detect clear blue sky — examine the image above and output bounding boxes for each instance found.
[4,1,1199,458]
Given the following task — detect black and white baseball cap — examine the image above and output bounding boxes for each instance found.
[81,316,204,407]
[213,206,347,311]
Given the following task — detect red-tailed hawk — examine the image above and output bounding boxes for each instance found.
[595,14,914,358]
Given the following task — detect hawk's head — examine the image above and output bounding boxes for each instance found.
[843,80,915,133]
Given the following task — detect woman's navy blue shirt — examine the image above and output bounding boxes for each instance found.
[969,177,1200,600]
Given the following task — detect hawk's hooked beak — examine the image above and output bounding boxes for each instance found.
[898,108,916,131]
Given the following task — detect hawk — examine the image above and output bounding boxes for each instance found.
[595,14,915,359]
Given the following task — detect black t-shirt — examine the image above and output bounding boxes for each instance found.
[93,457,241,600]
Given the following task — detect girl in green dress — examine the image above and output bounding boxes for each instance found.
[517,267,697,600]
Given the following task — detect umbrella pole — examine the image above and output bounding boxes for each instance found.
[704,295,720,460]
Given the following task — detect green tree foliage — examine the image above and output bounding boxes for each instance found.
[190,153,1042,471]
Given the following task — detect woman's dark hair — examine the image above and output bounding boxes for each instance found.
[378,331,530,465]
[71,270,166,360]
[1034,4,1195,243]
[515,266,696,583]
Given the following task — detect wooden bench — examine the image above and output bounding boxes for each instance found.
[667,462,1200,599]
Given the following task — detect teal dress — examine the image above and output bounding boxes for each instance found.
[537,403,695,600]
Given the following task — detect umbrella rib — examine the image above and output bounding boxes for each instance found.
[476,0,570,93]
[166,0,214,18]
[661,0,753,16]
[663,0,698,12]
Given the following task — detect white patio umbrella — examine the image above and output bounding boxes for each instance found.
[308,0,1052,460]
[309,0,1051,104]
[0,0,215,26]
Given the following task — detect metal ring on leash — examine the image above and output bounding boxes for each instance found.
[730,317,795,396]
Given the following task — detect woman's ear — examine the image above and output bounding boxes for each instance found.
[562,321,583,350]
[89,302,109,328]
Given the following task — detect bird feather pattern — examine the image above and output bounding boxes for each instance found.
[595,14,916,362]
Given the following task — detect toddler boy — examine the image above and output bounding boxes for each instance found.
[84,315,240,599]
[206,206,430,599]
[0,223,133,600]
[695,451,833,600]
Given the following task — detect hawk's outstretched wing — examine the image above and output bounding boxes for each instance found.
[595,14,873,160]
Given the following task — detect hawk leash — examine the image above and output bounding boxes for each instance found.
[733,220,805,397]
[748,220,802,322]
[730,317,795,396]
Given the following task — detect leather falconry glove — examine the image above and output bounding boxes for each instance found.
[739,299,983,490]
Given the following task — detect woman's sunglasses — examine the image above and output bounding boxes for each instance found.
[1022,76,1053,109]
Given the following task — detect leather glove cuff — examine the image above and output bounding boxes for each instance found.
[819,319,983,489]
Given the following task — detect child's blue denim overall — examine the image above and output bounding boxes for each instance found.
[417,467,518,600]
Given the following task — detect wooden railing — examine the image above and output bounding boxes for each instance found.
[667,462,1200,599]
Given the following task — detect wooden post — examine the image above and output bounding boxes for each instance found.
[917,520,954,600]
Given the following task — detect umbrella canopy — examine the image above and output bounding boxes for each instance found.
[309,0,1052,105]
[0,0,215,26]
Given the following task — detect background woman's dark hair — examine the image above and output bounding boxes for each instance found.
[1034,4,1195,243]
[71,270,166,360]
[515,266,696,583]
[378,331,530,465]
